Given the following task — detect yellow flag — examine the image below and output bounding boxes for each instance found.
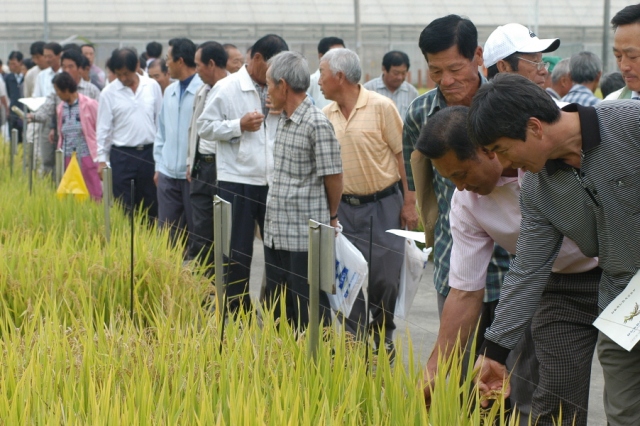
[56,152,89,201]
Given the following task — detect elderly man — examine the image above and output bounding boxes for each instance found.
[363,50,419,118]
[605,4,640,100]
[186,41,229,270]
[81,44,105,90]
[198,34,288,315]
[308,37,345,109]
[418,106,600,425]
[468,73,640,426]
[263,51,343,330]
[484,23,559,88]
[402,15,512,326]
[97,48,163,218]
[153,38,202,247]
[319,48,410,355]
[148,59,171,94]
[545,58,572,100]
[222,44,244,74]
[561,52,602,106]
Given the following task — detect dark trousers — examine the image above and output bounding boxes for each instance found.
[188,159,217,271]
[157,172,193,248]
[217,181,268,312]
[111,145,157,219]
[527,268,601,426]
[339,190,405,341]
[263,246,331,330]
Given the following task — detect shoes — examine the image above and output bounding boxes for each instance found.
[373,335,396,365]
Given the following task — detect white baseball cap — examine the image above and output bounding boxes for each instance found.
[483,23,560,67]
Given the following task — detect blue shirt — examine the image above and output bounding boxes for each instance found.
[154,74,203,179]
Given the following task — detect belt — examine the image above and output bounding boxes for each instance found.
[115,144,153,151]
[341,183,398,206]
[198,153,216,163]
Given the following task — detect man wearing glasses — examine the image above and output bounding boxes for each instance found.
[484,23,559,92]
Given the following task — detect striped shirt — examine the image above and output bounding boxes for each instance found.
[264,97,343,252]
[323,85,402,196]
[363,76,419,120]
[483,101,640,361]
[402,77,511,301]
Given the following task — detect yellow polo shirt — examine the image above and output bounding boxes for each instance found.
[323,86,403,195]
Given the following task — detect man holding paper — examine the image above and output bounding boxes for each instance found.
[468,73,640,425]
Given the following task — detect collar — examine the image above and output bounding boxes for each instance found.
[568,84,592,94]
[328,84,369,113]
[545,103,601,175]
[180,73,196,90]
[238,65,263,92]
[285,96,313,125]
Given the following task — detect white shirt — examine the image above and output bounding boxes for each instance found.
[449,175,598,292]
[197,65,278,186]
[33,67,57,98]
[308,69,332,110]
[96,75,163,162]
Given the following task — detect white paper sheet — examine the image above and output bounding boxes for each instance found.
[385,229,427,244]
[18,97,47,112]
[593,270,640,351]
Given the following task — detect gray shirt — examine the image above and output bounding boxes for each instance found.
[363,76,419,119]
[483,101,640,361]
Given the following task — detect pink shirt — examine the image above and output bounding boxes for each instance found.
[449,176,598,292]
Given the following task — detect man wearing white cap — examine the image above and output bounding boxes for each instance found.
[484,23,559,89]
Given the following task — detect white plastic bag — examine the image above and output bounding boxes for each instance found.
[395,240,432,319]
[327,232,368,318]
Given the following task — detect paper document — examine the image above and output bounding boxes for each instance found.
[19,97,47,112]
[594,270,640,351]
[386,229,426,244]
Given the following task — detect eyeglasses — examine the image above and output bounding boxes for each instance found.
[516,56,550,72]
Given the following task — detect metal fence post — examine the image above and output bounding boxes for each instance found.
[54,149,64,188]
[9,128,18,176]
[307,219,336,361]
[102,166,112,242]
[213,195,232,316]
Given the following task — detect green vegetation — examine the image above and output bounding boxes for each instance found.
[0,143,521,425]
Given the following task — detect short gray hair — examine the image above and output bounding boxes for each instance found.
[550,58,570,84]
[320,48,361,84]
[268,51,310,93]
[569,51,602,84]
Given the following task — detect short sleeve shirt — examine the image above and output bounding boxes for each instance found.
[323,86,402,195]
[264,97,343,252]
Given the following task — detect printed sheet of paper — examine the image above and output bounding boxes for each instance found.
[18,97,47,112]
[386,229,426,244]
[594,270,640,351]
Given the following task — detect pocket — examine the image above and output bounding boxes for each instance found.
[610,168,640,215]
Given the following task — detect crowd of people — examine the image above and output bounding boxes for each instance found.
[1,3,639,425]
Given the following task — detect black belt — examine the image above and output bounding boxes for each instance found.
[115,144,153,151]
[197,153,216,163]
[341,183,398,206]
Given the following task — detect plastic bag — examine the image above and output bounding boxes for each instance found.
[327,231,368,317]
[395,240,432,319]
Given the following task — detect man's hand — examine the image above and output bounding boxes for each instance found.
[27,113,35,122]
[48,128,55,144]
[474,355,510,408]
[240,111,265,132]
[400,199,419,230]
[186,165,191,183]
[154,172,159,187]
[98,162,107,181]
[422,362,438,407]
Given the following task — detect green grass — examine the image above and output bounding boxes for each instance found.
[0,140,526,425]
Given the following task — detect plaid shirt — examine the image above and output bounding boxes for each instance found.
[264,97,343,252]
[402,76,512,302]
[561,84,601,107]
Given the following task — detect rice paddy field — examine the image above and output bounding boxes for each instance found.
[0,141,522,425]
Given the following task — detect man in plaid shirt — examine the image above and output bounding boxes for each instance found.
[263,51,343,330]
